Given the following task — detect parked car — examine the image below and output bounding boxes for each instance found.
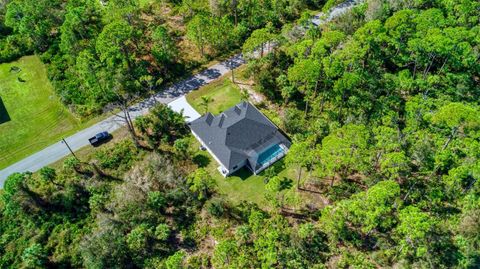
[88,131,111,146]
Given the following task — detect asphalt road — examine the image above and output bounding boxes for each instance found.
[0,54,245,186]
[0,0,360,187]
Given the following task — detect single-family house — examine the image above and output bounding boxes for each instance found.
[188,101,291,177]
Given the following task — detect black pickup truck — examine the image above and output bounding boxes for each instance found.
[88,131,110,146]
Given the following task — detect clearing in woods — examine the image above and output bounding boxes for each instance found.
[0,56,94,169]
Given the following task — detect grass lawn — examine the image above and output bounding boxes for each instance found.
[186,74,291,205]
[186,78,242,115]
[0,56,97,169]
[189,137,292,206]
[213,160,292,206]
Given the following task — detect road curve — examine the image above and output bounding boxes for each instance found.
[0,0,360,187]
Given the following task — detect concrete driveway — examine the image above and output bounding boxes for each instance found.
[168,96,201,123]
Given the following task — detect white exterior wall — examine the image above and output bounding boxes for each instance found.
[228,159,247,174]
[191,130,231,175]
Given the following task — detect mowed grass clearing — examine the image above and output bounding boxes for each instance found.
[186,78,242,115]
[0,56,90,169]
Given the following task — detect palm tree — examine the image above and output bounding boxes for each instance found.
[240,89,249,101]
[200,96,212,114]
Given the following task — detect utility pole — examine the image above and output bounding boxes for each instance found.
[61,138,78,161]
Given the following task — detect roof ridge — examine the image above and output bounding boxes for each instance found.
[226,117,273,131]
[243,105,274,126]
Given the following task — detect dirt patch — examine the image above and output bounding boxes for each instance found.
[230,68,266,104]
[237,82,265,104]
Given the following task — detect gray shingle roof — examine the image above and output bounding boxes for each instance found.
[188,101,287,170]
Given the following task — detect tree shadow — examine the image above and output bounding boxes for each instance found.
[298,187,324,195]
[192,153,210,168]
[280,208,308,220]
[280,177,293,190]
[329,180,362,200]
[258,159,286,177]
[0,97,10,125]
[299,180,327,194]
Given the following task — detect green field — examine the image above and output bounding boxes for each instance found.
[186,78,242,115]
[0,56,87,169]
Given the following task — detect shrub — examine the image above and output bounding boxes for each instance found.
[206,198,229,218]
[95,140,139,171]
[135,103,188,149]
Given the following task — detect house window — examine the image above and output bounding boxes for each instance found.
[233,165,238,170]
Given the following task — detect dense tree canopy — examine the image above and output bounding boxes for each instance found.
[1,0,480,268]
[0,0,318,116]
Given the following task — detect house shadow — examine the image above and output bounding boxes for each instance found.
[230,159,286,181]
[0,97,10,125]
[230,167,253,181]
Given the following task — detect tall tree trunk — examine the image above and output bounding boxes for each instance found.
[442,127,457,151]
[304,83,310,118]
[306,80,319,117]
[297,167,303,190]
[123,106,140,148]
[231,59,235,83]
[199,29,205,57]
[423,53,436,79]
[319,92,325,113]
[125,108,136,137]
[232,0,238,26]
[338,91,347,122]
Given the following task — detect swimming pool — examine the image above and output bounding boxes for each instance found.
[257,144,284,166]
